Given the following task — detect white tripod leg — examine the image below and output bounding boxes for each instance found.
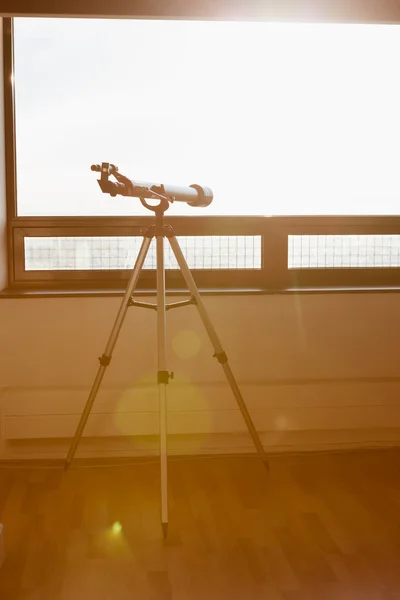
[168,235,269,471]
[65,235,152,468]
[156,235,169,537]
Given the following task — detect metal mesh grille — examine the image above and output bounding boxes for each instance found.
[24,236,262,271]
[288,235,400,269]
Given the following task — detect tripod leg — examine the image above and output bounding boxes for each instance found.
[168,236,269,471]
[156,235,169,537]
[65,235,153,469]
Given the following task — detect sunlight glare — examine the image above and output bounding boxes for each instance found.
[14,19,400,216]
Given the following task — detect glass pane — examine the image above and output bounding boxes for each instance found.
[288,235,400,268]
[24,236,262,270]
[14,18,400,216]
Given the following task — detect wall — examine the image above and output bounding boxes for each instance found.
[0,291,400,459]
[0,16,399,460]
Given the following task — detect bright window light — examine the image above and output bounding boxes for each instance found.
[13,18,400,216]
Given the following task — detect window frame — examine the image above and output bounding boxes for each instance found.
[4,16,400,294]
[11,215,269,290]
[5,0,400,24]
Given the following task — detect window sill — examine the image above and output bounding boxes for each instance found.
[2,286,400,299]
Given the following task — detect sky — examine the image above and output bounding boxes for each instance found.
[13,18,400,217]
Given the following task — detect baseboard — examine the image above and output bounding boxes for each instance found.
[1,429,400,462]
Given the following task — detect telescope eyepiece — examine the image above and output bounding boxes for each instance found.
[91,164,101,172]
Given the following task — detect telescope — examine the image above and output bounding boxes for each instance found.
[67,160,268,537]
[91,163,213,208]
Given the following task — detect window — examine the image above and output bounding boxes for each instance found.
[288,235,400,269]
[5,17,400,291]
[24,236,262,271]
[13,18,400,217]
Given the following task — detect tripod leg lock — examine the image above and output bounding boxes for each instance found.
[158,370,174,384]
[99,354,112,367]
[214,351,228,365]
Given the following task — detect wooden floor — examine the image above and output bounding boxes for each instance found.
[1,450,400,599]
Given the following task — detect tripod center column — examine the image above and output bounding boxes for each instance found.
[155,219,169,535]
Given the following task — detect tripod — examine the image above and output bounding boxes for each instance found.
[65,197,269,537]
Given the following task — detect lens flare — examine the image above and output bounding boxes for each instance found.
[275,415,289,430]
[112,522,122,535]
[172,329,202,359]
